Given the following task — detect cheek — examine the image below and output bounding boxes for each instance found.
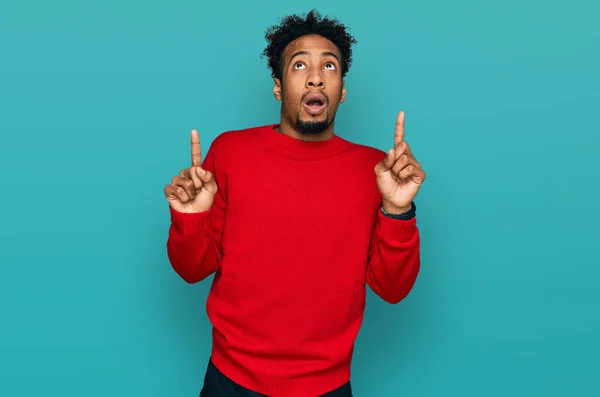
[282,88,300,106]
[282,75,304,99]
[282,92,297,107]
[327,79,343,97]
[329,88,343,104]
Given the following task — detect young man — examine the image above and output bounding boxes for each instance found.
[164,10,426,397]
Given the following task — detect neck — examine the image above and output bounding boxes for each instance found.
[276,113,336,142]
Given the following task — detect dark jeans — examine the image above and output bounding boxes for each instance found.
[200,359,353,397]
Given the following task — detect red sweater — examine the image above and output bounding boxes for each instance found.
[167,124,420,397]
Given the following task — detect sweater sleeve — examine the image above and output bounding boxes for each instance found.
[166,140,227,284]
[366,206,421,304]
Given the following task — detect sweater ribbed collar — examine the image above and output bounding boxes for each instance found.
[259,124,344,160]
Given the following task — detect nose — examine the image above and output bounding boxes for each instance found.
[306,71,324,88]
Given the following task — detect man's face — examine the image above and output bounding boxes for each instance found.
[273,34,346,135]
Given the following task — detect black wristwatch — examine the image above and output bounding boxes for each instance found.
[380,201,416,220]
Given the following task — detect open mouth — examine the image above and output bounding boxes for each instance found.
[303,93,327,115]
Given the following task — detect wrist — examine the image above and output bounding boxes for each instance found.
[382,202,412,215]
[381,201,416,220]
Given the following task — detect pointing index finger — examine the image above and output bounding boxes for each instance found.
[394,111,405,148]
[190,129,202,167]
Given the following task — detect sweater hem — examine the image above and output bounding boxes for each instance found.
[210,342,351,397]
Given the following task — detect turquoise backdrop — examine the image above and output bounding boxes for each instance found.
[1,1,599,396]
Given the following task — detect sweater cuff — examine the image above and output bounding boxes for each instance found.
[376,207,418,242]
[169,206,212,235]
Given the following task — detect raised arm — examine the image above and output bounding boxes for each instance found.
[368,111,426,303]
[164,130,226,283]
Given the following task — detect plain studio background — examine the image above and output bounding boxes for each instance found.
[1,1,598,396]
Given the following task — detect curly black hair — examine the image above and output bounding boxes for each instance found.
[261,9,358,80]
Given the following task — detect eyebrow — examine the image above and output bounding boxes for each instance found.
[289,50,340,64]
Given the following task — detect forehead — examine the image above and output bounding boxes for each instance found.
[282,34,341,61]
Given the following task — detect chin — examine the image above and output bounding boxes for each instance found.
[295,116,330,135]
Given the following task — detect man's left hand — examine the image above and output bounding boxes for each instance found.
[374,111,426,214]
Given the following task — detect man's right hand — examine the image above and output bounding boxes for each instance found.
[164,130,218,213]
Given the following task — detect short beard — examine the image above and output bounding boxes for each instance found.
[295,116,330,135]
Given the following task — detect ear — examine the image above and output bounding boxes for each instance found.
[273,78,282,100]
[340,80,347,103]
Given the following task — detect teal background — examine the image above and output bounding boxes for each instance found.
[1,0,599,396]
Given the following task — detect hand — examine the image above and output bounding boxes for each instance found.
[164,130,218,213]
[374,111,426,214]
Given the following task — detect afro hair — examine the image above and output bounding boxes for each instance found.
[261,9,358,80]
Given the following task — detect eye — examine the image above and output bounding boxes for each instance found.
[324,62,336,70]
[293,62,305,70]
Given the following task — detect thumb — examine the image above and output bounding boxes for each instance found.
[374,149,395,176]
[196,167,218,195]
